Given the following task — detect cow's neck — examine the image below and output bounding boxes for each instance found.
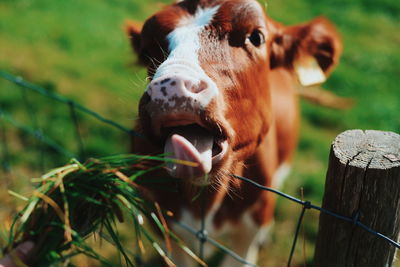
[211,127,277,228]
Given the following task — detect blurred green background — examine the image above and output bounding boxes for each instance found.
[0,0,399,266]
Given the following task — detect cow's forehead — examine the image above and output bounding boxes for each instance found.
[176,5,219,27]
[141,0,269,81]
[166,5,219,59]
[149,0,266,33]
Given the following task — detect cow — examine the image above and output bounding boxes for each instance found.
[126,0,341,266]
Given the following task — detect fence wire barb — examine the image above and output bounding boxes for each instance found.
[2,71,400,267]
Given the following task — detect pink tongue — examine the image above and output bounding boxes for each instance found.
[164,125,213,178]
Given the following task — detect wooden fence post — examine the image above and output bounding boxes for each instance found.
[313,130,400,267]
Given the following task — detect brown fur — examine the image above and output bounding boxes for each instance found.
[126,0,341,263]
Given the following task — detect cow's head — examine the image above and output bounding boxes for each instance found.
[127,0,341,185]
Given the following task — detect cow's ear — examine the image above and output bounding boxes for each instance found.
[125,20,142,54]
[270,17,342,86]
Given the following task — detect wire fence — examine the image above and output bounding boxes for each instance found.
[1,71,399,267]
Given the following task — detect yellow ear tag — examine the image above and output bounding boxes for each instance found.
[294,56,326,87]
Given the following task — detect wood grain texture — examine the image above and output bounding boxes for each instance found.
[313,130,400,267]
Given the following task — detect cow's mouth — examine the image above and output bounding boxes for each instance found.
[160,122,228,180]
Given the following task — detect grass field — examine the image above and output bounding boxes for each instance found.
[0,0,399,266]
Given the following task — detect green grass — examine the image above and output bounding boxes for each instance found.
[0,0,399,266]
[5,154,205,267]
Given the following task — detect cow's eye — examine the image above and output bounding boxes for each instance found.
[248,30,265,47]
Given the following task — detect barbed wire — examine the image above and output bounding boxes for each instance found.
[171,218,258,267]
[232,174,400,251]
[0,71,143,139]
[0,109,76,159]
[1,71,399,267]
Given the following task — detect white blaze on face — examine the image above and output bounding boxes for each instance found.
[152,5,220,107]
[168,5,220,62]
[152,6,222,180]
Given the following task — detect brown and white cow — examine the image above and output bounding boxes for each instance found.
[126,0,341,266]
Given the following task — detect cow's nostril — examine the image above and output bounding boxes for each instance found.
[191,80,209,94]
[147,76,211,100]
[184,80,193,92]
